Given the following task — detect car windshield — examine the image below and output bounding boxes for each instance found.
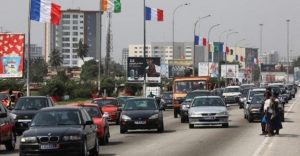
[192,98,225,107]
[92,99,118,106]
[175,80,207,93]
[286,85,293,90]
[241,89,250,97]
[224,88,240,93]
[14,98,48,110]
[124,99,157,110]
[186,91,211,100]
[118,97,133,104]
[162,93,173,99]
[251,95,265,104]
[31,110,82,126]
[83,107,101,118]
[250,90,265,98]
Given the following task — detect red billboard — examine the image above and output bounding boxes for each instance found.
[0,34,25,78]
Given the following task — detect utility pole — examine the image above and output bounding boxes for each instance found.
[105,12,113,76]
[286,19,290,83]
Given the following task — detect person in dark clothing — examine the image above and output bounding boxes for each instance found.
[260,91,268,135]
[271,92,283,135]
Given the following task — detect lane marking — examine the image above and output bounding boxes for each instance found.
[252,96,297,156]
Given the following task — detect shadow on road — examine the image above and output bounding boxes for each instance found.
[276,134,299,138]
[0,149,19,154]
[192,125,239,129]
[107,141,123,146]
[125,129,176,134]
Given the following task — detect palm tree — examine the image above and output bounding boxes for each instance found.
[49,48,63,71]
[77,39,89,62]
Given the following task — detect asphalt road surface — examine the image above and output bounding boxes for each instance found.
[1,92,300,156]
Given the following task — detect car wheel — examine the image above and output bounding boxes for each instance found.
[100,127,109,145]
[5,132,16,151]
[90,137,99,156]
[116,119,120,125]
[248,115,253,123]
[189,124,194,129]
[157,122,164,133]
[81,139,88,156]
[174,109,178,118]
[120,126,127,134]
[244,114,247,119]
[222,123,229,128]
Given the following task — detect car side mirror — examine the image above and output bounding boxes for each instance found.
[0,112,7,118]
[103,112,109,118]
[85,120,93,125]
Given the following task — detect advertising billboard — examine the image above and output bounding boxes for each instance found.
[221,64,239,78]
[198,62,209,76]
[261,64,286,72]
[198,62,219,77]
[168,59,193,78]
[127,57,161,83]
[0,33,25,78]
[294,67,300,82]
[245,48,258,68]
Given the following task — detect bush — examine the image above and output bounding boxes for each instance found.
[39,79,65,96]
[0,79,24,91]
[71,86,91,99]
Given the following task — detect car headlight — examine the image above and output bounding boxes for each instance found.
[181,104,190,110]
[121,115,131,121]
[21,137,37,143]
[189,111,201,117]
[250,108,260,112]
[63,135,82,141]
[149,114,159,119]
[217,111,228,116]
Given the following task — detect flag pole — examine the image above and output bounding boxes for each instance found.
[143,0,147,97]
[27,0,31,96]
[98,0,103,96]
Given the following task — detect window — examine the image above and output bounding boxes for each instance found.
[63,32,70,36]
[63,60,70,64]
[72,60,78,65]
[62,49,70,53]
[62,43,70,47]
[62,14,70,18]
[80,32,84,35]
[72,38,77,42]
[80,27,84,29]
[63,55,70,58]
[73,32,78,36]
[73,49,78,52]
[62,20,70,24]
[72,26,78,30]
[72,55,78,58]
[80,21,83,23]
[73,20,78,24]
[62,38,70,42]
[72,43,78,47]
[73,15,78,18]
[62,26,70,30]
[80,15,84,18]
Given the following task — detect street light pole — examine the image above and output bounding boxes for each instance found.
[208,24,220,63]
[172,3,190,60]
[193,14,211,76]
[259,24,263,84]
[225,31,238,86]
[286,19,290,83]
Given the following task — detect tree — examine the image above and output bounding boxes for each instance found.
[30,57,48,83]
[49,49,63,71]
[80,60,101,82]
[77,39,88,62]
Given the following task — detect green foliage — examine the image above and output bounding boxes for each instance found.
[77,39,88,62]
[39,79,65,96]
[80,60,99,81]
[49,49,63,70]
[30,58,48,83]
[71,86,91,99]
[0,79,24,92]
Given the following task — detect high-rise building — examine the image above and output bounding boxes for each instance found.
[50,9,101,67]
[128,44,152,57]
[25,44,43,59]
[122,48,129,70]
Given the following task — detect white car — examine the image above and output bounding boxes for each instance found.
[222,86,241,104]
[188,96,229,128]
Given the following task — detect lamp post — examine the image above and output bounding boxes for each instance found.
[259,24,263,83]
[225,31,238,86]
[172,3,190,60]
[208,24,221,63]
[286,19,290,83]
[193,14,211,76]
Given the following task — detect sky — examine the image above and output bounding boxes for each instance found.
[1,0,300,63]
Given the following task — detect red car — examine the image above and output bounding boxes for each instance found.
[92,97,121,125]
[0,101,16,151]
[70,103,110,145]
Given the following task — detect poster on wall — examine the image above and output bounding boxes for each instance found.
[145,57,161,83]
[198,62,219,77]
[168,59,193,78]
[0,33,25,78]
[221,64,239,78]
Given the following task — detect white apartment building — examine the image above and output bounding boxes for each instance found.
[128,44,152,57]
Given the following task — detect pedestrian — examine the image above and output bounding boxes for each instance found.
[271,92,283,135]
[260,92,267,135]
[264,91,274,137]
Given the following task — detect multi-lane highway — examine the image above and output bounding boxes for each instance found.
[1,93,300,156]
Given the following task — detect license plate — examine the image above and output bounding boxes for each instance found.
[40,144,59,150]
[134,121,146,125]
[203,116,215,120]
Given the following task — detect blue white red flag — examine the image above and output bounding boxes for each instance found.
[30,0,61,25]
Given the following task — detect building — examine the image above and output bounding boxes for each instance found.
[50,9,101,67]
[121,48,129,70]
[128,44,152,57]
[25,44,43,59]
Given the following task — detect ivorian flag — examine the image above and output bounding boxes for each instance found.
[194,36,200,45]
[101,0,121,13]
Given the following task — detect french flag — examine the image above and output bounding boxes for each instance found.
[146,7,164,22]
[30,0,61,25]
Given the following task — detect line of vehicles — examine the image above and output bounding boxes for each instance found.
[0,76,298,155]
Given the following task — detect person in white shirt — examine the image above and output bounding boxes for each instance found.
[264,91,274,137]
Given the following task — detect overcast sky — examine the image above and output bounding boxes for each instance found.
[1,0,300,62]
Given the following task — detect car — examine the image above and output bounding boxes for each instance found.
[0,92,10,108]
[188,96,229,128]
[119,98,164,133]
[180,90,212,123]
[19,106,99,156]
[244,94,265,122]
[240,83,255,90]
[0,102,16,151]
[222,86,241,104]
[117,96,135,108]
[11,96,55,135]
[246,88,266,104]
[92,97,121,124]
[160,91,173,109]
[211,88,224,97]
[70,103,110,145]
[239,88,252,109]
[285,84,296,98]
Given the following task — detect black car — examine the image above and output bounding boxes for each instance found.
[286,84,296,98]
[0,102,16,151]
[119,98,164,133]
[244,94,265,122]
[160,91,173,109]
[19,106,99,156]
[180,90,212,123]
[239,88,251,109]
[11,96,55,135]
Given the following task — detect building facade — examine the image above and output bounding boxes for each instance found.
[122,48,129,70]
[25,44,43,59]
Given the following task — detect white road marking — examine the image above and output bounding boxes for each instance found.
[252,97,297,156]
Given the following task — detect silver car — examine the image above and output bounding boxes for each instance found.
[188,96,229,128]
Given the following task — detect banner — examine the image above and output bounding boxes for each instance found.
[221,64,239,78]
[127,57,161,83]
[198,62,219,77]
[0,33,25,78]
[261,64,286,72]
[168,59,193,78]
[245,48,258,68]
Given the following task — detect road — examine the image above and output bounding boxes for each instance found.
[1,93,300,156]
